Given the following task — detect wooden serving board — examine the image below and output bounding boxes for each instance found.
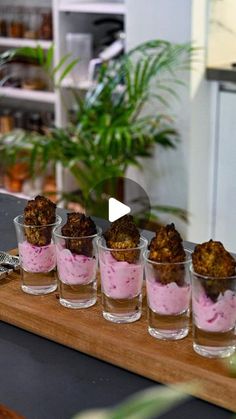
[0,252,236,412]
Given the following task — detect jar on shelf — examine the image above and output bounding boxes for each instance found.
[39,8,53,40]
[3,146,29,193]
[22,64,49,91]
[0,109,14,134]
[0,7,8,37]
[9,7,24,38]
[4,161,29,193]
[23,7,40,40]
[41,111,55,134]
[4,6,12,37]
[13,111,26,130]
[26,112,43,133]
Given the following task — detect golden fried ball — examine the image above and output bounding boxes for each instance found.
[192,239,235,278]
[104,215,140,263]
[24,195,56,246]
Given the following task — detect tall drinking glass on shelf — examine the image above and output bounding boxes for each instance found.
[66,33,92,83]
[97,236,147,323]
[53,226,101,309]
[14,215,61,295]
[144,250,192,340]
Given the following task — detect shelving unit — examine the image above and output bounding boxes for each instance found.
[0,0,126,111]
[0,1,55,197]
[0,87,56,103]
[1,0,169,204]
[52,0,128,193]
[61,77,93,90]
[59,1,125,15]
[2,0,185,223]
[0,37,52,49]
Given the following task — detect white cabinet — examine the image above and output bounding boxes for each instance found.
[213,89,236,252]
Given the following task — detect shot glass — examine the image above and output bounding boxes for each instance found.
[53,226,101,308]
[97,237,147,323]
[191,267,236,358]
[14,215,61,295]
[144,250,192,340]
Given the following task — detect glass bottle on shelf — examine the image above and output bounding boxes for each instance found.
[22,64,47,91]
[0,109,14,134]
[27,112,43,133]
[4,159,29,193]
[41,111,54,134]
[13,111,26,129]
[23,7,40,40]
[9,7,24,38]
[5,6,13,37]
[0,7,8,37]
[0,108,28,193]
[39,8,53,40]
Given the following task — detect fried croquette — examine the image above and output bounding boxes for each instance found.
[104,215,140,263]
[24,195,56,246]
[149,223,185,263]
[192,239,235,277]
[192,239,236,301]
[62,212,97,256]
[148,223,186,286]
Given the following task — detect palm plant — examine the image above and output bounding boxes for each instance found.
[0,40,193,222]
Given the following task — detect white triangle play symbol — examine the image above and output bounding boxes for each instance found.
[108,198,131,222]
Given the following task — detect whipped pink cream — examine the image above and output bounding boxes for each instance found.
[56,247,97,285]
[19,240,56,273]
[192,289,236,332]
[146,278,190,315]
[100,252,143,299]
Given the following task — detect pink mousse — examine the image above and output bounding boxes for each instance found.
[192,289,236,332]
[146,278,190,315]
[19,241,56,273]
[56,247,97,285]
[99,252,143,299]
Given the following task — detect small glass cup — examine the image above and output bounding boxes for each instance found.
[14,215,61,295]
[144,250,192,340]
[191,267,236,358]
[97,237,147,323]
[53,226,101,309]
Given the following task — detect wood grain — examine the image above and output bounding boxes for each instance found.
[0,404,25,419]
[0,254,235,412]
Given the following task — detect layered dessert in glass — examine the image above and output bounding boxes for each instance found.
[98,215,147,323]
[14,195,61,295]
[54,213,100,308]
[191,239,236,358]
[144,223,191,340]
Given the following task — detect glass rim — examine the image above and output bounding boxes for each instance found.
[144,248,192,266]
[97,236,148,252]
[53,225,102,240]
[190,264,236,280]
[14,214,62,228]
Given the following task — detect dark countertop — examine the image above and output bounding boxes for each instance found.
[0,193,231,419]
[206,64,236,83]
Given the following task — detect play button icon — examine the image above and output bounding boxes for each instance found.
[109,198,131,222]
[87,176,151,230]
